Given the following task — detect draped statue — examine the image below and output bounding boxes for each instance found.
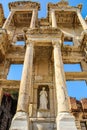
[39,87,48,110]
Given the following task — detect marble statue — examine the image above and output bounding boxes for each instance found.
[39,87,48,110]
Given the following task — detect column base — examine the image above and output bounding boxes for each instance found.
[57,112,77,130]
[9,112,29,130]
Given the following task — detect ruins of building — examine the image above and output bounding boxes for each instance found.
[0,0,87,130]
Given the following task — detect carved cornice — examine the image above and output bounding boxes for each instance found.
[0,79,20,88]
[48,1,82,11]
[65,72,87,80]
[48,1,72,11]
[26,27,61,35]
[9,1,40,10]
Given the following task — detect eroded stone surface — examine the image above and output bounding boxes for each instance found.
[0,0,87,130]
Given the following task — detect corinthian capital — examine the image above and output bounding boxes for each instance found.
[52,39,62,48]
[26,40,34,47]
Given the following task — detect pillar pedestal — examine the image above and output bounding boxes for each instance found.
[57,112,77,130]
[10,112,29,130]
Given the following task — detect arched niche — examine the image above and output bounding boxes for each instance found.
[37,85,50,110]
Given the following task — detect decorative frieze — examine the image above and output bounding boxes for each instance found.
[27,27,61,34]
[9,1,40,10]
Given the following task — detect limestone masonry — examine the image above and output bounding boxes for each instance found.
[0,0,87,130]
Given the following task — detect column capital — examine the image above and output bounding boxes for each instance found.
[32,9,38,12]
[51,9,55,13]
[52,39,61,48]
[26,40,34,47]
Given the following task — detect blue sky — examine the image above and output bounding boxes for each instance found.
[0,0,87,100]
[0,0,87,18]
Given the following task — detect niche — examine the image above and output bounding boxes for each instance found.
[37,85,50,110]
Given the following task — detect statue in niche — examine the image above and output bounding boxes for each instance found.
[39,87,48,110]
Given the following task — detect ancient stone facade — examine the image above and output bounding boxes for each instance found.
[0,0,87,130]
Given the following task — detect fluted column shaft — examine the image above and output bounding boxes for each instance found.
[51,10,57,28]
[17,41,34,112]
[53,40,69,114]
[77,10,87,30]
[30,9,37,28]
[3,11,15,29]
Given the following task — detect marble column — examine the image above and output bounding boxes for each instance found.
[73,37,80,46]
[10,41,34,130]
[51,10,57,28]
[53,40,77,130]
[77,10,87,30]
[30,9,37,28]
[53,40,69,113]
[3,11,15,29]
[0,88,3,105]
[17,41,34,112]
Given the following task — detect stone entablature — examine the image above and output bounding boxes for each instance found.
[0,1,87,130]
[47,1,82,11]
[26,27,61,34]
[9,1,40,10]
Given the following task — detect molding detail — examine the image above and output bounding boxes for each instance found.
[9,1,40,10]
[26,28,61,34]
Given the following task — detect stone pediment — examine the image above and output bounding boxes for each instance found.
[9,1,40,10]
